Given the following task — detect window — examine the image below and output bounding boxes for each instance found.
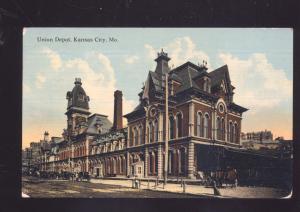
[229,122,233,142]
[221,118,225,140]
[203,78,210,93]
[139,126,143,144]
[169,116,175,139]
[130,128,134,146]
[233,123,237,143]
[134,127,138,146]
[154,120,158,142]
[196,112,202,137]
[216,117,221,140]
[149,122,153,143]
[78,93,84,101]
[203,79,207,92]
[176,113,183,138]
[207,81,211,93]
[204,114,209,138]
[219,104,224,113]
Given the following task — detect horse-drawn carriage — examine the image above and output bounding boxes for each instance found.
[75,172,90,182]
[197,167,238,188]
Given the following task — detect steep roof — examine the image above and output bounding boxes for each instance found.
[125,60,248,119]
[208,65,233,94]
[66,78,90,111]
[85,113,113,134]
[173,63,202,93]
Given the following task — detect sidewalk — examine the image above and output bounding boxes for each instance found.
[90,178,290,198]
[90,178,219,198]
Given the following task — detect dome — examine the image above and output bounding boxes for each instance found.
[66,78,90,110]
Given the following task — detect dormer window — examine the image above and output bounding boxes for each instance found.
[203,78,211,93]
[78,93,84,101]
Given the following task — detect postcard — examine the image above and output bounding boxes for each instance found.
[22,28,293,198]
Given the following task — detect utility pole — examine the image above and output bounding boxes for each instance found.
[164,73,169,185]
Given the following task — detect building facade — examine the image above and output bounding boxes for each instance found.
[241,130,273,142]
[26,50,248,179]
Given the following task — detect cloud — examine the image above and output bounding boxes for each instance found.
[124,55,139,64]
[35,72,46,89]
[219,53,292,113]
[65,52,136,125]
[144,44,156,60]
[145,36,210,69]
[42,47,62,70]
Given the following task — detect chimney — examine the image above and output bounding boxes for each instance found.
[112,90,123,130]
[44,131,49,142]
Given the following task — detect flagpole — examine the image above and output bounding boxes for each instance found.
[164,73,169,185]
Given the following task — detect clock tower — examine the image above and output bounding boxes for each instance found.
[65,78,91,140]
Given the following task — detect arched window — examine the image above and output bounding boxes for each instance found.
[229,122,233,142]
[149,122,153,143]
[204,114,209,138]
[176,113,183,138]
[233,123,237,143]
[130,128,134,146]
[139,125,143,145]
[203,79,207,92]
[134,127,138,146]
[149,152,156,175]
[169,116,175,139]
[154,120,158,142]
[216,117,221,140]
[196,112,202,137]
[221,118,225,140]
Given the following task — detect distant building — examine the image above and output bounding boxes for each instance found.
[241,130,273,142]
[241,130,273,141]
[239,130,292,153]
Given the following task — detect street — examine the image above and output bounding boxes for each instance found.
[22,177,206,198]
[22,176,291,198]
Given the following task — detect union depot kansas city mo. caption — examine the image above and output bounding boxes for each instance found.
[36,49,248,179]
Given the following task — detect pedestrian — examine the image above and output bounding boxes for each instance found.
[75,172,78,181]
[213,180,221,196]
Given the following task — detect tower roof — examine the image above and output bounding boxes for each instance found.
[66,78,90,111]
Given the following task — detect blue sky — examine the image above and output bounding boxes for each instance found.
[23,28,293,148]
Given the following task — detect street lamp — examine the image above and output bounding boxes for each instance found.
[164,73,169,185]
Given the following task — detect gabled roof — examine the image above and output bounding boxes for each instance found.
[125,61,248,119]
[149,71,163,92]
[169,62,208,93]
[208,65,233,94]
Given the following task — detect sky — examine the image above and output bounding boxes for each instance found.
[22,28,293,148]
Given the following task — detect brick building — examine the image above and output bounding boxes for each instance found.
[34,49,248,179]
[241,130,273,142]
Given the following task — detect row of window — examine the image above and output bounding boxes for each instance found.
[196,113,210,138]
[196,112,239,143]
[92,140,125,155]
[130,113,184,146]
[129,112,239,146]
